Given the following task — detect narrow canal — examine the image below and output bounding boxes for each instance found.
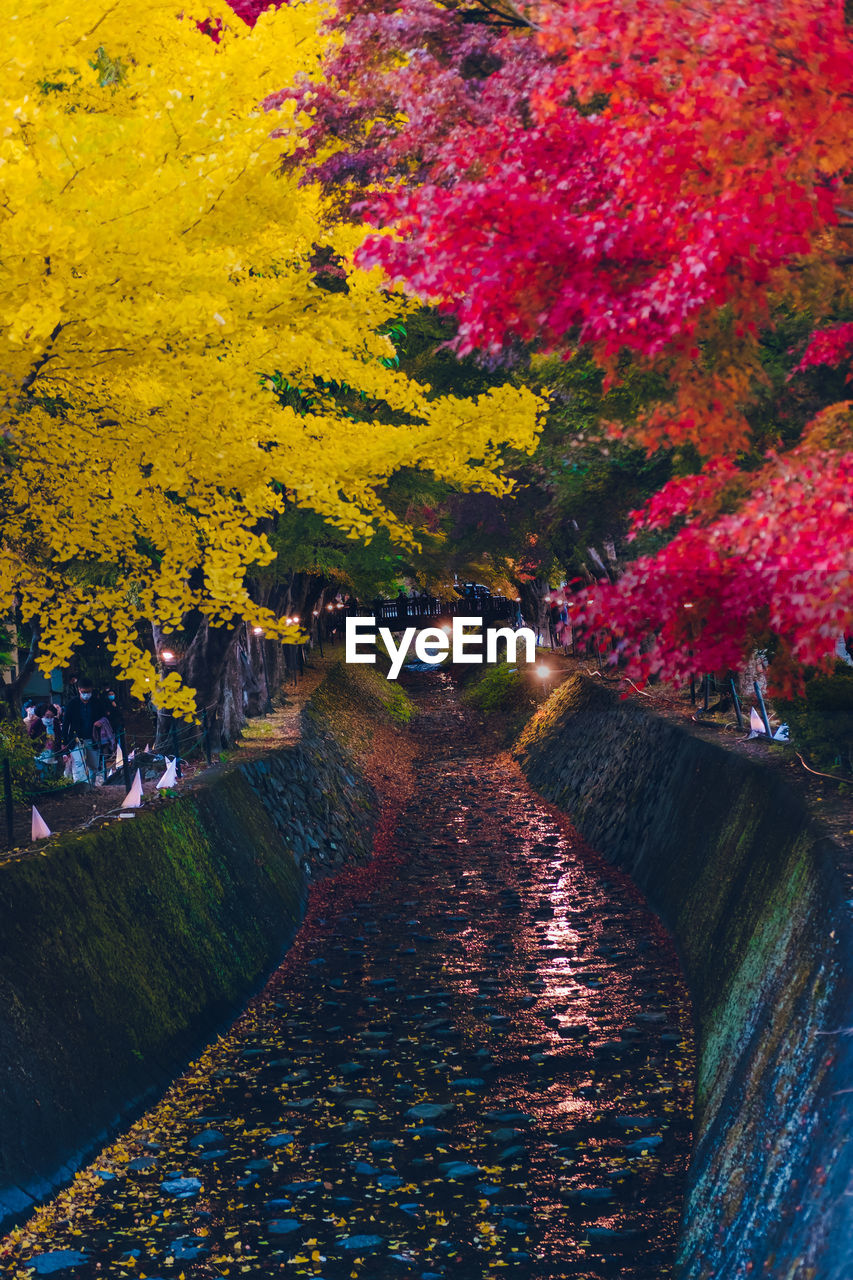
[4,675,694,1280]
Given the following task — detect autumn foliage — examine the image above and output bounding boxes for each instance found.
[4,0,851,701]
[0,0,539,715]
[299,0,853,689]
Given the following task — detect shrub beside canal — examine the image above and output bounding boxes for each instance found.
[0,663,409,1231]
[459,659,543,745]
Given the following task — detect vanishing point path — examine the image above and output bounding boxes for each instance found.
[4,674,694,1280]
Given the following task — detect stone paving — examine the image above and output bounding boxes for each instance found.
[3,673,694,1280]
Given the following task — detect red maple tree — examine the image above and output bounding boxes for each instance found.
[240,0,853,688]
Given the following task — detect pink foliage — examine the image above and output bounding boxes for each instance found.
[792,322,853,379]
[357,0,852,370]
[580,446,853,691]
[231,0,853,686]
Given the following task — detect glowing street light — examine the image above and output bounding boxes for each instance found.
[536,663,551,679]
[160,649,175,663]
[253,626,264,635]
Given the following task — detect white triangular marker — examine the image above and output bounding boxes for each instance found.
[115,743,123,769]
[156,757,178,788]
[121,769,143,809]
[32,806,51,840]
[749,707,766,734]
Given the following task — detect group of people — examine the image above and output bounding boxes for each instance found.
[23,680,124,779]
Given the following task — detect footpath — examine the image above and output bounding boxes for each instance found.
[1,657,332,865]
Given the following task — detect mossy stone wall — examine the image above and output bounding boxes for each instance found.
[514,674,853,1280]
[0,675,381,1232]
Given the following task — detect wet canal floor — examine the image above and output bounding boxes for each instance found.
[3,674,694,1280]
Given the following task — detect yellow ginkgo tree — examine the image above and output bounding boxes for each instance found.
[0,0,540,718]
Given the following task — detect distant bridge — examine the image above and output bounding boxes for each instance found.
[341,594,520,633]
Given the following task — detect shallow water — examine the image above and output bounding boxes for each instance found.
[4,674,694,1279]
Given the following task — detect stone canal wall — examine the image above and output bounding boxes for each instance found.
[514,673,853,1280]
[0,665,395,1231]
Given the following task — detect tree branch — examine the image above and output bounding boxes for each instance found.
[438,0,536,29]
[17,322,65,397]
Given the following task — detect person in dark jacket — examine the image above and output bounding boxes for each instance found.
[103,687,124,735]
[62,680,102,743]
[62,678,107,761]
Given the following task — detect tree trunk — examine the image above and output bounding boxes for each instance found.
[152,618,245,754]
[586,543,620,584]
[246,570,326,695]
[519,578,551,647]
[1,617,39,720]
[149,569,329,754]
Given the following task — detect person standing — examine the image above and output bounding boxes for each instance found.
[548,599,561,649]
[558,599,570,652]
[103,688,124,736]
[62,678,106,776]
[44,704,61,752]
[29,704,61,778]
[93,688,124,765]
[28,704,54,747]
